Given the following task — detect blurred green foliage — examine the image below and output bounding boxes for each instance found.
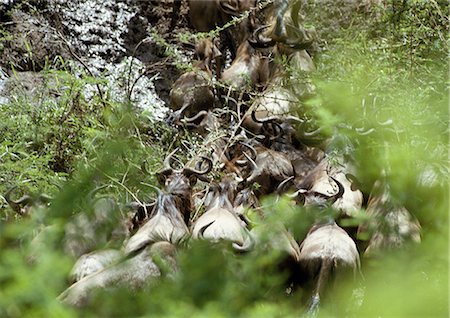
[0,1,448,317]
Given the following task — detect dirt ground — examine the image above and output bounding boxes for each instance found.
[0,0,194,105]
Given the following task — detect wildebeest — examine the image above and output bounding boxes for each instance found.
[293,158,363,218]
[169,44,216,121]
[357,180,421,257]
[221,39,270,90]
[4,186,52,216]
[124,193,191,255]
[192,178,252,248]
[70,249,122,283]
[59,241,177,307]
[185,0,257,59]
[297,221,361,313]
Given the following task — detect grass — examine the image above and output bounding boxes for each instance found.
[0,1,448,317]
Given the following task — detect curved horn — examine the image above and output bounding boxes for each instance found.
[286,115,305,123]
[181,111,209,126]
[248,25,276,48]
[287,189,306,198]
[232,231,255,252]
[300,127,322,137]
[243,152,257,170]
[88,184,109,200]
[291,189,307,205]
[355,127,375,135]
[183,156,213,178]
[251,109,277,125]
[241,142,257,163]
[283,38,314,50]
[164,148,179,170]
[38,194,53,204]
[155,149,179,185]
[157,148,178,178]
[7,188,31,205]
[235,142,257,166]
[4,186,32,213]
[265,121,284,140]
[329,176,345,204]
[276,176,295,194]
[305,177,345,205]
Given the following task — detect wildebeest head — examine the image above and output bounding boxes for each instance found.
[153,149,213,224]
[249,0,316,51]
[294,170,345,210]
[157,149,213,189]
[4,186,52,216]
[243,143,295,196]
[191,178,251,248]
[357,180,421,257]
[195,38,222,72]
[124,189,192,255]
[220,39,270,90]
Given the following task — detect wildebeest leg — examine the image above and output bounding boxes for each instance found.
[308,257,333,314]
[171,0,182,28]
[215,54,224,79]
[223,29,237,60]
[274,0,289,40]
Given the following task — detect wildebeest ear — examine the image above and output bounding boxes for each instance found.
[156,169,173,186]
[218,0,239,15]
[188,175,198,186]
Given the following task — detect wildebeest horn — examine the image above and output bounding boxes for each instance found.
[237,142,257,164]
[355,127,375,135]
[294,176,344,206]
[287,189,305,198]
[232,232,255,252]
[4,186,32,213]
[251,109,274,125]
[181,111,209,127]
[300,127,321,137]
[250,111,285,139]
[329,176,345,204]
[304,177,344,204]
[164,149,179,171]
[264,121,284,140]
[290,189,307,205]
[282,38,314,50]
[199,220,215,238]
[142,159,172,186]
[248,25,276,48]
[38,194,53,203]
[155,149,178,185]
[243,152,257,170]
[88,184,109,200]
[157,148,178,177]
[276,176,295,194]
[183,156,213,181]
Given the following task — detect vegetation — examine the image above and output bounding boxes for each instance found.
[0,1,448,317]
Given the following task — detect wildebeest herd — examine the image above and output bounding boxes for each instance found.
[4,0,423,314]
